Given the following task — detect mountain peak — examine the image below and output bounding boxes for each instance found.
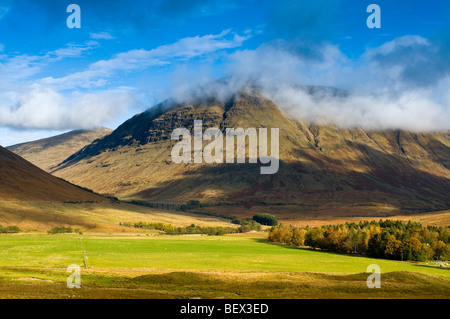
[55,88,288,169]
[48,88,449,214]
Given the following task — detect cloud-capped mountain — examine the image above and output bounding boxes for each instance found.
[47,87,449,216]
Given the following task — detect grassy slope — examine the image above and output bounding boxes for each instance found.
[0,146,105,202]
[6,127,112,172]
[0,233,448,298]
[280,209,450,227]
[1,200,447,234]
[187,205,450,226]
[0,202,234,233]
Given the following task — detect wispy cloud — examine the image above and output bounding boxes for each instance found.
[90,32,115,40]
[0,54,42,82]
[46,41,99,61]
[0,6,8,20]
[39,29,249,90]
[0,41,98,84]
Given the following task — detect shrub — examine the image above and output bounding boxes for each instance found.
[47,226,73,234]
[253,213,279,226]
[0,225,21,233]
[180,200,201,211]
[238,220,262,233]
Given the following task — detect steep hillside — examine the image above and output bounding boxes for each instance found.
[51,88,450,215]
[0,146,105,202]
[7,127,112,172]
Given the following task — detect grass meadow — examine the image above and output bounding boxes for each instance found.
[0,233,449,298]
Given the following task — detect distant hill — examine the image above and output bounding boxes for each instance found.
[50,87,450,215]
[0,146,105,202]
[7,127,112,172]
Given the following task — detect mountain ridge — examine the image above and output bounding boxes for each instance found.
[7,127,112,172]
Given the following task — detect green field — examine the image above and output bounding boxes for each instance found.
[1,233,449,275]
[0,233,449,298]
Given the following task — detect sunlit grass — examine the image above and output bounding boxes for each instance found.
[0,234,448,278]
[0,233,449,298]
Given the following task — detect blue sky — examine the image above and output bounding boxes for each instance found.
[0,0,449,145]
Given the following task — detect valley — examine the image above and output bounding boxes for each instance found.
[1,87,449,300]
[1,0,449,304]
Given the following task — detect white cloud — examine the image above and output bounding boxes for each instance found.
[0,30,249,131]
[4,30,446,133]
[366,35,431,57]
[245,38,450,131]
[167,35,450,131]
[0,85,133,130]
[266,84,450,131]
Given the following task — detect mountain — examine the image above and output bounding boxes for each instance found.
[0,146,105,202]
[7,127,112,172]
[50,87,450,216]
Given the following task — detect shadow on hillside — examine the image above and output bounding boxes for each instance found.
[129,140,450,213]
[350,141,449,204]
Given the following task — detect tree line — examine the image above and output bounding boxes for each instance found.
[268,220,450,261]
[122,219,262,236]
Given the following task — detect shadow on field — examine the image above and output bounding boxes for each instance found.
[132,272,218,285]
[126,269,450,299]
[409,263,450,272]
[2,267,449,298]
[250,237,328,252]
